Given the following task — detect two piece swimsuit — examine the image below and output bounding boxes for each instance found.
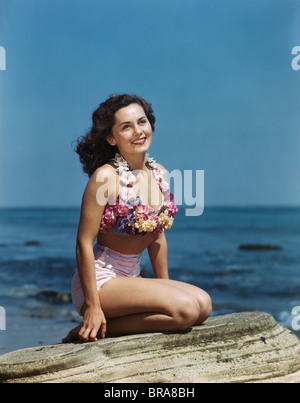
[71,153,178,315]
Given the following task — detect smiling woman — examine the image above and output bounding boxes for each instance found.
[63,94,212,344]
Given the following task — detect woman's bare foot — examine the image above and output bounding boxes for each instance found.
[62,325,82,343]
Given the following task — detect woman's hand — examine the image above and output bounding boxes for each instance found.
[78,305,107,342]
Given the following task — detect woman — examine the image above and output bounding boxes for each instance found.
[63,94,212,343]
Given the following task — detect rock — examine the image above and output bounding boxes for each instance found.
[24,241,42,247]
[33,291,72,305]
[238,244,283,251]
[0,312,299,383]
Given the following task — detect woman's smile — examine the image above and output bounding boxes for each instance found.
[131,136,147,145]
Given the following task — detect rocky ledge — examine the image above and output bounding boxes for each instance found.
[0,312,299,383]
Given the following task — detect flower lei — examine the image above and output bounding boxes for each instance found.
[99,153,178,235]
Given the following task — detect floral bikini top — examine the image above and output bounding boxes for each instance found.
[99,153,178,236]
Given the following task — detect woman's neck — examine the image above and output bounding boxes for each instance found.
[120,152,147,171]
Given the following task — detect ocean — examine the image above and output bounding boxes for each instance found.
[0,206,299,355]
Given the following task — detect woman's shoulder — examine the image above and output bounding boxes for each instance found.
[92,162,117,178]
[83,163,118,207]
[91,163,118,189]
[85,163,117,192]
[156,162,166,171]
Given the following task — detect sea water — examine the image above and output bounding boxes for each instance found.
[0,206,299,355]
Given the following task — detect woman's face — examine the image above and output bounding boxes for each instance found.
[109,103,153,156]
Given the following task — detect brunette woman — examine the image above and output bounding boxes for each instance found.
[63,94,211,343]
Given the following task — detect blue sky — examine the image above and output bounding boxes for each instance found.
[0,0,300,207]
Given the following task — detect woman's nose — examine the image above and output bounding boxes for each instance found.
[133,124,143,135]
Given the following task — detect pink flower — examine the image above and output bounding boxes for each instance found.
[164,200,178,217]
[160,179,169,192]
[100,206,117,232]
[152,168,162,183]
[152,167,169,193]
[119,187,135,202]
[120,171,136,186]
[134,204,154,221]
[115,202,132,217]
[153,216,164,234]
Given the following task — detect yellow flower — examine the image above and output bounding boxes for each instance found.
[164,216,174,230]
[135,218,157,233]
[145,219,157,232]
[158,210,169,225]
[158,210,174,230]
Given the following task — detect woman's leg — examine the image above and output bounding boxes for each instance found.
[99,277,201,337]
[63,277,202,342]
[149,279,212,325]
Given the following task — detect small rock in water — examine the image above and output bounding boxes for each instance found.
[33,291,72,304]
[238,244,282,251]
[24,240,42,246]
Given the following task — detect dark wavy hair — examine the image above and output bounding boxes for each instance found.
[76,94,156,177]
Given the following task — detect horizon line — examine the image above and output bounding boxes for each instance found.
[0,204,300,210]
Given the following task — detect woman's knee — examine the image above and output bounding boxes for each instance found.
[172,295,201,330]
[197,291,212,323]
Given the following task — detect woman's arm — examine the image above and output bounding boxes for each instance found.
[147,163,170,279]
[76,165,115,341]
[147,232,169,279]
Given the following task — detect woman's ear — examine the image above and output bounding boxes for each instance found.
[106,137,116,146]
